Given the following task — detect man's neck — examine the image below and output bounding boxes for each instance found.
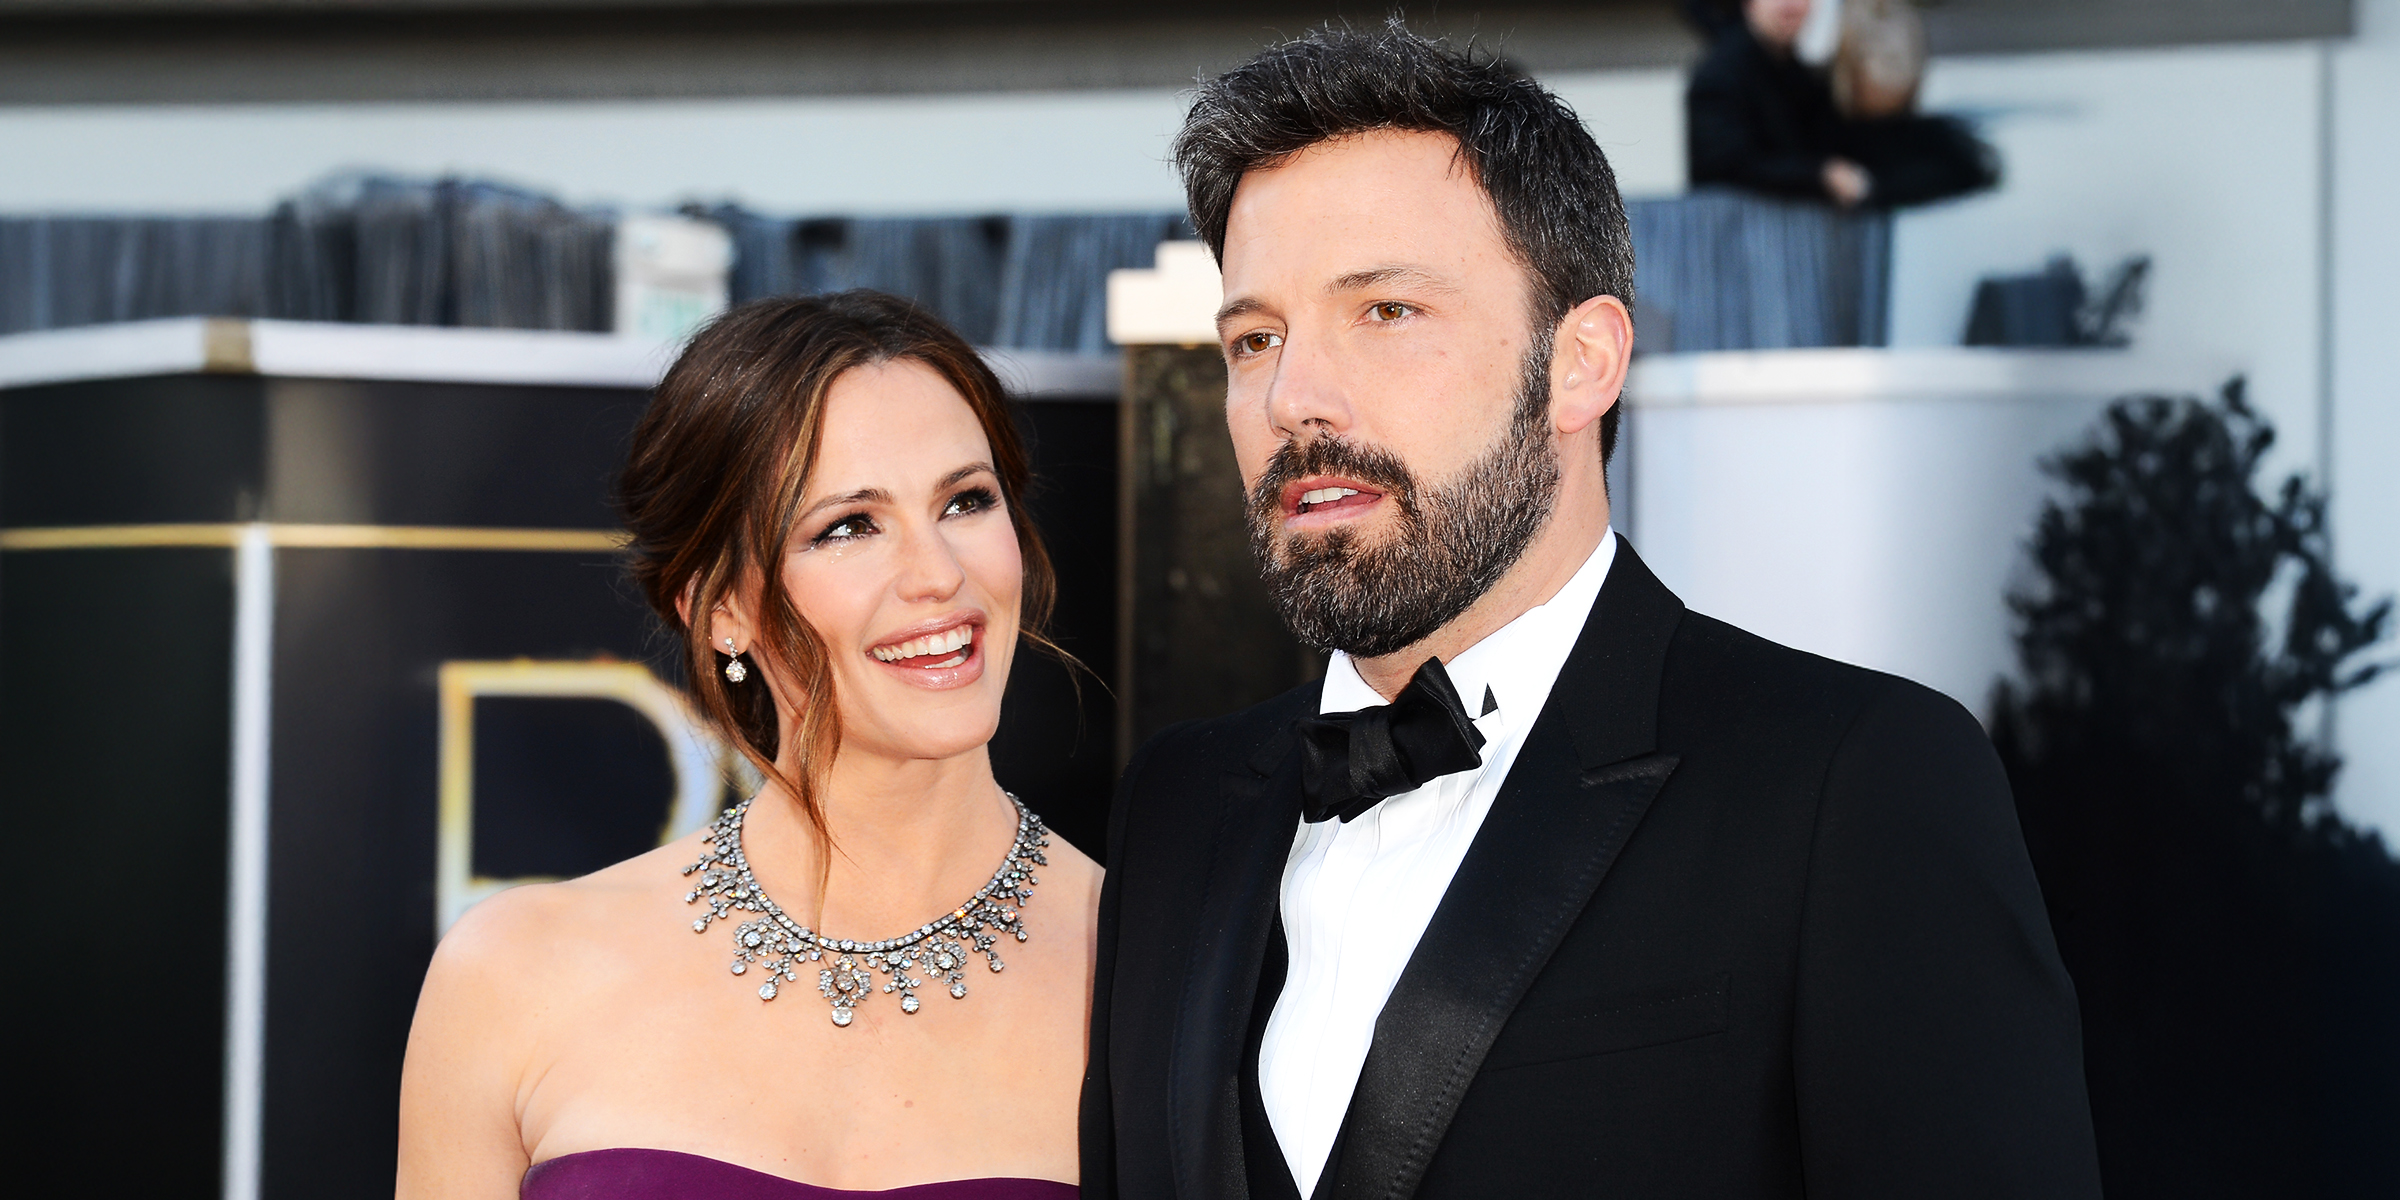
[1348,480,1612,701]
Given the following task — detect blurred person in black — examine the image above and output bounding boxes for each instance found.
[1686,0,1997,208]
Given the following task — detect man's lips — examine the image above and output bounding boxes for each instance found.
[1281,477,1387,522]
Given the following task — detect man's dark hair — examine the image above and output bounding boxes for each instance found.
[1174,19,1636,466]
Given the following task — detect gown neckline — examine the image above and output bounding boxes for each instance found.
[522,1146,1077,1198]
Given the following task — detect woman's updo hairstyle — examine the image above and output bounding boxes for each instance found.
[619,291,1057,840]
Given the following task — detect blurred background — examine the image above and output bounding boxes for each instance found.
[1,1,2393,1196]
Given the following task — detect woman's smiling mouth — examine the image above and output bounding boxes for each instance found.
[866,615,987,689]
[872,623,973,667]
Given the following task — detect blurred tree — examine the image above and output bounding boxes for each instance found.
[1994,378,2399,1198]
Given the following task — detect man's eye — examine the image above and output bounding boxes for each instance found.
[1234,330,1284,356]
[1368,302,1414,322]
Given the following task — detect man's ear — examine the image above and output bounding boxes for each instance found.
[1551,293,1633,437]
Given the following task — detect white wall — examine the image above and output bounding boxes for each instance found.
[1879,24,2400,841]
[0,69,1686,217]
[1546,69,1688,201]
[1626,349,2217,718]
[1892,43,2326,476]
[0,92,1193,216]
[2329,0,2400,843]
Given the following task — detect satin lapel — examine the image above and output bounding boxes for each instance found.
[1168,745,1304,1200]
[1326,540,1688,1200]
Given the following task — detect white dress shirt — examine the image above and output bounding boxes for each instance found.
[1258,529,1619,1196]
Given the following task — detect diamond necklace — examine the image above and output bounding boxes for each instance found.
[683,791,1049,1027]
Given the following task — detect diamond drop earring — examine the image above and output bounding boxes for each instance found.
[722,637,748,684]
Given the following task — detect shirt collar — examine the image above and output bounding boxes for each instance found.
[1318,527,1618,724]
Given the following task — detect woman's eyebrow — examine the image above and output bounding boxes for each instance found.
[798,487,890,521]
[936,462,998,491]
[797,464,992,521]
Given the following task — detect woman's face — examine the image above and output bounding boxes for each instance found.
[777,358,1024,765]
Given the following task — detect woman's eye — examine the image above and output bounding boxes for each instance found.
[943,487,999,517]
[1233,330,1284,357]
[813,514,877,544]
[1368,301,1414,322]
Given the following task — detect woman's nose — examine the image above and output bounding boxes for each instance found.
[893,518,966,602]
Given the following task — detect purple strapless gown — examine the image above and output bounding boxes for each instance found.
[522,1149,1078,1200]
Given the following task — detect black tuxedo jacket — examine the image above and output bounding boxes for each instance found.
[1080,543,2100,1199]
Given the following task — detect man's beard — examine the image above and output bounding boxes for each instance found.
[1244,335,1561,659]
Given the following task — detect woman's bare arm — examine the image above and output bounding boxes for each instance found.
[396,890,548,1200]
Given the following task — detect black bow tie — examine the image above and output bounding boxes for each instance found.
[1293,657,1489,824]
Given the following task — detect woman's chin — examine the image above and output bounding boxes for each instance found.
[838,637,1016,764]
[847,702,1005,766]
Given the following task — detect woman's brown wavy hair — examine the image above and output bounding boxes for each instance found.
[618,290,1058,844]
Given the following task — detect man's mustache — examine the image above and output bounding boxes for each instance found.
[1248,435,1419,519]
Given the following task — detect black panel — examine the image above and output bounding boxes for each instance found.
[1,547,233,1193]
[1,375,267,525]
[260,547,655,1200]
[1122,347,1321,756]
[263,379,646,528]
[471,696,676,879]
[989,398,1118,859]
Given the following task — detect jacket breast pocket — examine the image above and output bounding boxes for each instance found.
[1480,974,1731,1072]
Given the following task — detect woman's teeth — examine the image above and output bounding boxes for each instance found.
[872,625,974,665]
[1298,486,1361,512]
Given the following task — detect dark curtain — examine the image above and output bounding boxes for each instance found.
[5,183,1885,355]
[1627,187,1891,353]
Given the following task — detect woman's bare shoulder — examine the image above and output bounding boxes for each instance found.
[1042,830,1105,919]
[424,833,707,1010]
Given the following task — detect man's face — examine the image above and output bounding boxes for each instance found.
[1216,129,1560,657]
[1746,0,1812,50]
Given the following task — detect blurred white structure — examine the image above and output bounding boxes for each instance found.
[613,214,732,342]
[1625,347,2218,720]
[1106,241,1223,346]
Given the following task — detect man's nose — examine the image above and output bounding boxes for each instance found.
[1263,331,1355,441]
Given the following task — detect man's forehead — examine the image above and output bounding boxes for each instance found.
[1217,166,1516,332]
[1222,135,1503,276]
[1227,129,1481,221]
